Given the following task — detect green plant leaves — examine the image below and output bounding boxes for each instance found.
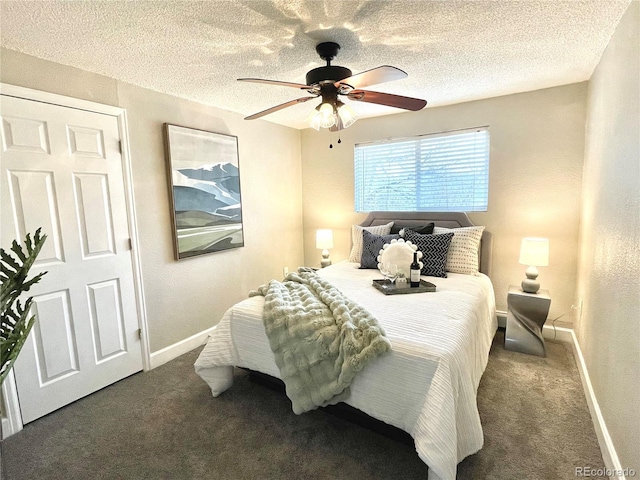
[0,228,47,384]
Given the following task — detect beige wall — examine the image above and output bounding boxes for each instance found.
[577,1,639,473]
[301,84,587,323]
[1,48,305,352]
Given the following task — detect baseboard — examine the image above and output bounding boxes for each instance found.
[567,329,628,480]
[541,324,574,343]
[149,326,216,370]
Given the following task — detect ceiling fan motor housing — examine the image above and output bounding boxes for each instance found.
[306,65,353,86]
[306,42,352,86]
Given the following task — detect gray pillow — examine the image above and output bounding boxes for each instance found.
[390,223,435,235]
[403,230,454,278]
[359,230,401,269]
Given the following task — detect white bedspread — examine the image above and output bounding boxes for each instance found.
[195,261,497,480]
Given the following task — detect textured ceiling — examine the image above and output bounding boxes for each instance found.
[0,1,630,129]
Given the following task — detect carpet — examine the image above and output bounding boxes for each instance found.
[1,330,606,479]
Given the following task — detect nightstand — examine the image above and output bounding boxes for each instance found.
[504,286,551,357]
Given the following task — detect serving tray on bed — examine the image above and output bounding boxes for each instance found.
[372,279,436,295]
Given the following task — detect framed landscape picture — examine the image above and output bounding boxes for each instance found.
[163,124,244,259]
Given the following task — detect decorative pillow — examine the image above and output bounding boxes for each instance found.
[359,231,401,269]
[433,225,485,275]
[348,222,394,263]
[403,230,454,278]
[390,223,435,236]
[376,238,422,275]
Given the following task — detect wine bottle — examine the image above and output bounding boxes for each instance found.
[410,251,421,287]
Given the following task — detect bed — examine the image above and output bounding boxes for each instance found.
[194,212,497,480]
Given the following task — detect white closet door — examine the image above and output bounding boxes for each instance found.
[1,95,143,424]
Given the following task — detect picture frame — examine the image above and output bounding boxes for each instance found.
[163,124,244,259]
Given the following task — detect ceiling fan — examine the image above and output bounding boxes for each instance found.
[238,42,427,131]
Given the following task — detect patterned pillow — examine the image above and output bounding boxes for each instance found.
[433,225,485,275]
[348,222,394,263]
[359,231,401,269]
[403,230,454,278]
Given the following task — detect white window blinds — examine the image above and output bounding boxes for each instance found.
[354,127,490,212]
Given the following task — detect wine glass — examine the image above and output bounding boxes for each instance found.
[380,263,398,284]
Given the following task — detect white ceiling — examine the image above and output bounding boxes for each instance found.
[0,1,630,129]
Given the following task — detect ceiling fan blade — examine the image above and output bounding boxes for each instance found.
[244,97,316,120]
[347,90,427,111]
[238,78,311,90]
[337,66,407,89]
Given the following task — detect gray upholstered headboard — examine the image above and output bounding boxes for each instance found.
[359,211,493,278]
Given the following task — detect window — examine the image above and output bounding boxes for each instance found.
[354,127,489,212]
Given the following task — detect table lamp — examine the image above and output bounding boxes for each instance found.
[518,238,549,293]
[316,229,334,268]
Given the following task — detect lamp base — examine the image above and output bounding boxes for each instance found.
[321,249,331,268]
[521,278,540,294]
[521,265,540,293]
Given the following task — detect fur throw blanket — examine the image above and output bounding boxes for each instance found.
[249,268,391,414]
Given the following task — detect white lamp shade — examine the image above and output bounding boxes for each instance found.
[518,238,549,266]
[316,229,334,249]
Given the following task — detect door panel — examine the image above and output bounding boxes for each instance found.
[6,169,65,265]
[1,116,51,154]
[73,173,116,257]
[66,125,105,159]
[1,94,143,424]
[87,279,127,362]
[31,290,78,385]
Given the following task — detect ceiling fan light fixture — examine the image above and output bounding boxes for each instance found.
[336,101,357,129]
[308,109,323,131]
[311,101,337,129]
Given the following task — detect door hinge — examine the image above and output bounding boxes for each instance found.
[136,328,142,340]
[127,238,133,250]
[118,140,123,153]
